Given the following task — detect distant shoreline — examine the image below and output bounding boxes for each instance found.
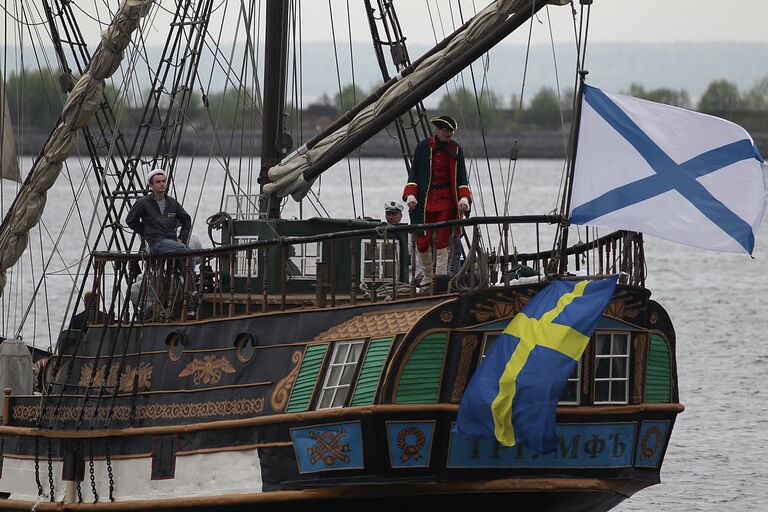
[11,126,767,160]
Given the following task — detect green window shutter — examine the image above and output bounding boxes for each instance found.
[394,332,448,404]
[286,344,328,413]
[350,337,394,406]
[644,334,672,403]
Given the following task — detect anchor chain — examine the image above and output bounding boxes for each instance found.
[89,441,99,502]
[34,437,43,497]
[46,438,54,502]
[76,441,83,502]
[105,440,115,501]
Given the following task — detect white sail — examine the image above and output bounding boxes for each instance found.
[0,79,20,183]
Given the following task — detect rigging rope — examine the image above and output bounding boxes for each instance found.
[327,0,358,219]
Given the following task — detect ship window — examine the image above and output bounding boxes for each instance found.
[235,333,256,363]
[361,239,399,282]
[289,243,320,279]
[481,331,582,405]
[316,340,365,409]
[559,364,581,405]
[593,332,630,404]
[234,236,259,277]
[479,332,501,363]
[166,332,186,362]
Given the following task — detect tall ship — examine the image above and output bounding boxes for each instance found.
[6,0,764,510]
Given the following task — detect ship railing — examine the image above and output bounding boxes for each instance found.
[86,216,645,324]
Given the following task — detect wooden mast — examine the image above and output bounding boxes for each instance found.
[258,0,291,219]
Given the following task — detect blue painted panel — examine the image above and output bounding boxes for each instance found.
[386,421,436,468]
[635,420,670,468]
[448,423,636,468]
[291,421,364,474]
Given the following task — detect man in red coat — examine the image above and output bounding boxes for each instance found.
[402,115,472,287]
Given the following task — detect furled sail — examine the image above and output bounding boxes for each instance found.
[0,0,153,297]
[0,80,20,182]
[263,0,551,201]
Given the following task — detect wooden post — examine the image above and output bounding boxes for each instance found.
[503,222,510,286]
[280,245,287,311]
[410,234,416,297]
[262,247,269,313]
[246,248,253,315]
[330,241,337,307]
[182,256,192,320]
[350,240,357,305]
[2,388,11,426]
[370,236,377,303]
[196,257,205,319]
[391,238,398,301]
[315,263,328,308]
[430,230,437,295]
[229,251,236,317]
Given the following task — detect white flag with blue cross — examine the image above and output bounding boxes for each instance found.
[569,85,768,255]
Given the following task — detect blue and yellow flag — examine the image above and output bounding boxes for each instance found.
[455,277,617,454]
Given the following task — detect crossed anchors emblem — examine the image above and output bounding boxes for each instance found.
[307,429,350,465]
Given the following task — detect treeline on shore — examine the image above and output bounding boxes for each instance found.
[4,69,768,156]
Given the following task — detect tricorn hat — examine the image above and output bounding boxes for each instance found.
[430,115,458,132]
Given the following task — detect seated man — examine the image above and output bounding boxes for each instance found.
[127,169,194,317]
[69,290,109,330]
[126,168,191,255]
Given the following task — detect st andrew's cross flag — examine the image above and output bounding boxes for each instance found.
[569,85,768,254]
[455,277,617,454]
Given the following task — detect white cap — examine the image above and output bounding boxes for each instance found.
[146,168,166,186]
[384,200,404,213]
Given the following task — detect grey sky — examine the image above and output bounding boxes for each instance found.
[31,0,764,50]
[296,0,767,44]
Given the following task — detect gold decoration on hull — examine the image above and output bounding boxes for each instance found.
[271,350,303,412]
[78,362,153,392]
[313,307,430,341]
[307,429,350,465]
[471,291,531,322]
[451,335,479,402]
[396,427,426,462]
[179,355,236,385]
[12,397,265,423]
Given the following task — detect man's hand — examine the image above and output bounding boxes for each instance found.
[406,195,417,210]
[459,197,470,213]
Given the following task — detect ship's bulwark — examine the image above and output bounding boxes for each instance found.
[0,284,681,510]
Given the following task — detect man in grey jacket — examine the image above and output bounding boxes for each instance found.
[126,168,192,254]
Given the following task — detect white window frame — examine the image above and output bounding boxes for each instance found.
[481,330,582,405]
[593,331,630,404]
[289,242,321,280]
[316,340,366,409]
[361,238,399,283]
[559,362,582,405]
[233,236,259,277]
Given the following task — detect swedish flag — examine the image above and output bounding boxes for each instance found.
[455,277,617,454]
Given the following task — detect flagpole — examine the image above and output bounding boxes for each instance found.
[555,69,588,275]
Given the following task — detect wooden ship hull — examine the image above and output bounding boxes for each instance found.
[1,235,683,511]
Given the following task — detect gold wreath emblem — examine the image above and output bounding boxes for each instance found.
[640,426,663,461]
[396,427,426,463]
